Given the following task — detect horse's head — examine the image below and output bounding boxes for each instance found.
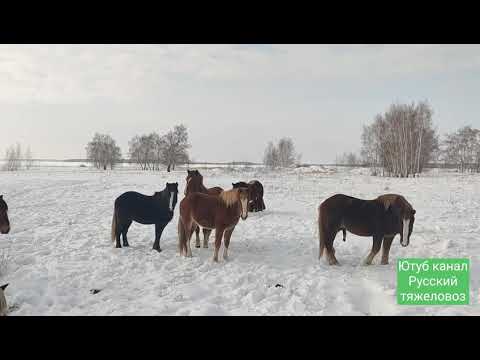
[185,170,203,195]
[232,182,252,201]
[237,188,249,220]
[185,173,204,196]
[165,183,179,212]
[0,196,10,234]
[186,170,201,181]
[379,194,416,247]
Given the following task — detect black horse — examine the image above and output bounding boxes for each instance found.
[232,180,266,212]
[111,183,179,252]
[0,195,10,234]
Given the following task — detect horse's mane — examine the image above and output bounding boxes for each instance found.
[219,189,239,208]
[376,194,412,211]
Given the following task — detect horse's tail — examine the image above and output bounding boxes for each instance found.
[318,205,326,259]
[111,208,117,243]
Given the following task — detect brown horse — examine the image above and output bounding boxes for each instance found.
[318,194,416,265]
[232,180,266,212]
[0,195,10,234]
[185,170,223,248]
[178,188,249,262]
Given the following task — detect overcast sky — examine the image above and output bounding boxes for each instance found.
[1,44,480,163]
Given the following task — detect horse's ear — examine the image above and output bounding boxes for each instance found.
[412,209,416,215]
[0,195,3,199]
[0,283,8,291]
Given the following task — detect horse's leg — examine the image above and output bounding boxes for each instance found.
[213,227,225,262]
[364,234,383,265]
[115,231,122,249]
[381,236,395,265]
[186,224,195,257]
[223,228,234,260]
[325,233,339,265]
[122,220,132,247]
[153,222,166,252]
[195,226,201,248]
[202,228,212,248]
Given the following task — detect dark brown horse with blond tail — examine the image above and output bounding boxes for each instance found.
[178,188,249,262]
[0,195,10,234]
[185,170,223,248]
[318,194,416,266]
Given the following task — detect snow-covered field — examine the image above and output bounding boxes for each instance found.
[1,165,479,315]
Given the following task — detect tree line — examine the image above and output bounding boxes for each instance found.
[85,124,190,171]
[441,126,480,172]
[2,144,34,171]
[343,100,480,176]
[263,137,301,169]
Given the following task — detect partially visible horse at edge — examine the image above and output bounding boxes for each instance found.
[0,283,8,316]
[0,195,10,234]
[178,188,249,262]
[318,194,416,265]
[111,183,179,252]
[232,180,266,212]
[185,170,223,248]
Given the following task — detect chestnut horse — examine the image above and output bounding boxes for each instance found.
[185,170,223,248]
[318,194,416,265]
[111,183,179,252]
[232,180,266,212]
[178,188,249,262]
[0,195,10,234]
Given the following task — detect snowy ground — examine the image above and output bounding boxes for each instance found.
[1,165,479,315]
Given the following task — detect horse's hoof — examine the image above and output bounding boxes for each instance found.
[153,247,162,253]
[195,245,201,248]
[115,245,122,249]
[123,244,130,247]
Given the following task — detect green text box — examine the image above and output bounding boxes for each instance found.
[397,258,469,305]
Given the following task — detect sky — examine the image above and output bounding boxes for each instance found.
[1,44,480,163]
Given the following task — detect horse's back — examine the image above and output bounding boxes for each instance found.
[115,191,152,206]
[181,192,220,224]
[208,187,223,195]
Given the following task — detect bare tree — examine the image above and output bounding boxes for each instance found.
[360,100,438,177]
[86,133,122,170]
[263,138,299,169]
[3,143,22,171]
[129,125,189,172]
[129,134,156,170]
[263,141,279,168]
[24,146,34,170]
[161,125,190,172]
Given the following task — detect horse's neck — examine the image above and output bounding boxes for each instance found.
[154,191,167,202]
[188,181,207,194]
